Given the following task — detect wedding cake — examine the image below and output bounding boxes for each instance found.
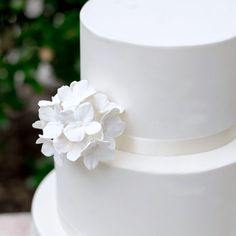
[32,0,236,235]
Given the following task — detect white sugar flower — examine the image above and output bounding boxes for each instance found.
[38,106,63,139]
[93,93,124,114]
[33,80,125,170]
[82,140,115,170]
[36,135,63,166]
[36,135,54,157]
[38,94,60,107]
[53,135,88,162]
[102,109,126,143]
[34,105,74,139]
[64,102,101,142]
[32,120,46,129]
[80,109,125,170]
[57,80,96,111]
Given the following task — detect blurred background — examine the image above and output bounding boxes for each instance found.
[0,0,87,213]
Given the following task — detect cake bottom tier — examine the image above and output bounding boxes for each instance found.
[56,139,236,236]
[32,171,87,236]
[31,171,68,236]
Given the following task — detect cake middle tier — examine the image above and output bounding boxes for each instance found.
[80,0,236,142]
[56,139,236,236]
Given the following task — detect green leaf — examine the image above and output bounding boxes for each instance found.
[0,108,10,130]
[10,0,25,12]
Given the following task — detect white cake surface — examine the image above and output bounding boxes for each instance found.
[81,0,236,47]
[31,172,68,236]
[32,0,236,235]
[80,0,236,145]
[56,139,236,236]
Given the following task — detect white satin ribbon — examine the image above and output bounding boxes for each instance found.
[116,126,236,156]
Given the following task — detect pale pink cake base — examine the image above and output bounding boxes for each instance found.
[0,213,31,236]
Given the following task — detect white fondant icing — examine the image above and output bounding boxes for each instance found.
[80,9,236,141]
[56,139,236,236]
[31,172,68,236]
[32,1,236,236]
[81,0,236,47]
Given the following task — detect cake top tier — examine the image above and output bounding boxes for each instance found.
[81,0,236,47]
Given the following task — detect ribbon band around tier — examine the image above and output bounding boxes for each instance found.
[116,126,236,156]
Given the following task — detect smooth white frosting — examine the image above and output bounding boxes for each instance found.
[33,1,236,236]
[80,16,236,141]
[51,1,236,235]
[56,139,236,236]
[32,172,68,236]
[81,0,236,47]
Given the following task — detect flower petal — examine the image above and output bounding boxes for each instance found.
[93,93,109,113]
[105,138,116,149]
[41,141,54,157]
[57,85,72,101]
[93,93,123,114]
[32,120,45,129]
[36,134,48,144]
[39,106,56,122]
[64,124,85,142]
[57,85,76,110]
[52,94,60,104]
[94,140,115,162]
[71,80,96,102]
[38,100,53,107]
[84,122,101,135]
[105,103,124,114]
[82,140,115,170]
[67,144,82,161]
[53,135,71,154]
[36,137,44,144]
[59,110,75,123]
[102,114,126,139]
[74,102,94,122]
[83,154,99,170]
[43,121,63,139]
[82,141,97,156]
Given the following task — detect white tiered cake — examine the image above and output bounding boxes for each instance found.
[32,0,236,235]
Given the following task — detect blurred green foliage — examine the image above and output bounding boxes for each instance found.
[0,0,87,129]
[0,0,87,189]
[26,157,54,189]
